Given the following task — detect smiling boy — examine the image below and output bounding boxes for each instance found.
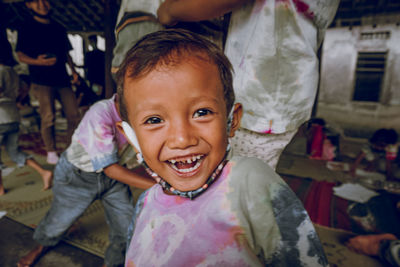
[117,29,328,266]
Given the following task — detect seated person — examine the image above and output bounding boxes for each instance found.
[351,128,399,180]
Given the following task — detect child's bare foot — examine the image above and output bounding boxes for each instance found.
[0,186,5,196]
[17,245,48,267]
[41,170,53,191]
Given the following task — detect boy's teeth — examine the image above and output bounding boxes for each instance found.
[168,155,203,164]
[170,161,201,173]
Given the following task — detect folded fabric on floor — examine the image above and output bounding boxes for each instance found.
[282,175,400,237]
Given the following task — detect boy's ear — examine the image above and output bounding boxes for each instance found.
[229,103,243,138]
[116,121,129,143]
[116,121,142,154]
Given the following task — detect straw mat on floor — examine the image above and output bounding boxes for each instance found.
[0,132,109,258]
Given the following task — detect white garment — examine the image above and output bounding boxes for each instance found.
[225,0,339,134]
[0,65,20,124]
[231,127,297,169]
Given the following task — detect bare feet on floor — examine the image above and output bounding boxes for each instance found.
[41,170,53,191]
[17,245,49,267]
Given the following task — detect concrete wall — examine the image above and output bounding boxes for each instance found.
[317,24,400,137]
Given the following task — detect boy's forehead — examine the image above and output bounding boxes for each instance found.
[124,52,221,88]
[123,54,225,107]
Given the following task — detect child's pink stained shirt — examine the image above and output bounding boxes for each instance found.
[126,156,328,266]
[66,94,128,172]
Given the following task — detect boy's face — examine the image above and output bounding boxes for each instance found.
[26,0,51,16]
[124,54,239,191]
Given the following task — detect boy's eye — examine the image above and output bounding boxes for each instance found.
[193,109,213,118]
[144,117,163,124]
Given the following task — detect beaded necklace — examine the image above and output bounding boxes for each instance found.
[142,152,229,200]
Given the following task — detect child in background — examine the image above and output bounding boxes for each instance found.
[350,128,399,180]
[0,42,52,195]
[117,29,328,266]
[17,94,155,267]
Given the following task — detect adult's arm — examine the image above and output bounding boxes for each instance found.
[103,163,156,189]
[67,54,79,84]
[16,51,56,66]
[157,0,249,26]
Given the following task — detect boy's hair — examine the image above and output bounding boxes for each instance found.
[370,128,398,145]
[116,29,235,122]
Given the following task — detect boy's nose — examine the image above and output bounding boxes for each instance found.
[167,121,198,149]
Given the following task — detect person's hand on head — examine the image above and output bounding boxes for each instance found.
[157,2,177,26]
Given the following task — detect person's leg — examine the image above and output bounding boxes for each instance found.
[31,83,58,163]
[17,245,50,267]
[2,123,53,190]
[17,153,97,266]
[101,176,134,267]
[26,159,53,190]
[231,127,298,170]
[56,86,80,147]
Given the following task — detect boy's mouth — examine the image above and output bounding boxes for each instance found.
[167,155,204,174]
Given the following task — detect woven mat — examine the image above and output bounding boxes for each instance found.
[1,129,111,257]
[314,224,383,267]
[0,153,109,258]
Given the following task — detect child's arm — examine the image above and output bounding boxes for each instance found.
[157,0,249,26]
[103,163,156,189]
[350,151,366,177]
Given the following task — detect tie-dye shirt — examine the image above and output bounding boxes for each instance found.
[66,94,128,172]
[125,156,328,266]
[225,0,339,134]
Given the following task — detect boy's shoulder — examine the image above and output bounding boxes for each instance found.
[228,155,284,188]
[230,155,278,175]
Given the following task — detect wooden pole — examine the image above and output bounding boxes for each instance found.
[104,0,116,99]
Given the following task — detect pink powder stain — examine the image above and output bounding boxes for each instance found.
[293,0,314,19]
[153,221,177,255]
[263,129,274,134]
[174,195,187,205]
[221,162,232,178]
[262,120,274,134]
[276,0,314,20]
